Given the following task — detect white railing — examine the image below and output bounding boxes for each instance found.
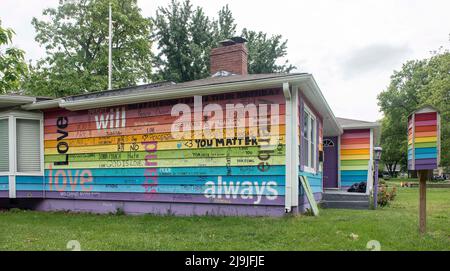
[366,159,374,195]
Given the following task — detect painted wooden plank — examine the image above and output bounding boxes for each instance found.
[340,165,369,171]
[44,91,286,125]
[18,175,286,185]
[44,146,286,163]
[414,142,437,148]
[45,166,286,177]
[44,115,286,133]
[18,183,285,195]
[44,127,286,148]
[45,136,286,155]
[340,159,370,166]
[415,125,437,132]
[340,154,370,160]
[299,175,319,216]
[39,191,286,206]
[341,149,370,155]
[45,155,286,169]
[44,124,286,141]
[340,137,370,145]
[340,143,370,150]
[340,170,368,177]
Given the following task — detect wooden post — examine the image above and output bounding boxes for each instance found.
[418,170,428,234]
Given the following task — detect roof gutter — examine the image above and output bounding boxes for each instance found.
[59,74,311,111]
[21,99,62,110]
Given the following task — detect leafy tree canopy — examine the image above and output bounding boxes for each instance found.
[152,0,296,83]
[0,19,28,94]
[23,0,153,97]
[378,40,450,173]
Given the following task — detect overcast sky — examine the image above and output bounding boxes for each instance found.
[1,0,449,121]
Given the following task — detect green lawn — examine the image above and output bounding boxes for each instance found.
[0,185,449,251]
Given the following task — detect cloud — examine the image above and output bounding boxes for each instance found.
[339,44,411,79]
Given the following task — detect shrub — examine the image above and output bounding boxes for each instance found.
[377,184,397,207]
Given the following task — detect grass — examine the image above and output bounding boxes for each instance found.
[0,184,449,251]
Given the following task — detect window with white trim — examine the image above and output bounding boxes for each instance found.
[302,105,317,172]
[0,118,9,172]
[0,111,43,176]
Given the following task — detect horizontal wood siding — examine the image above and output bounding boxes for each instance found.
[340,129,370,188]
[37,88,287,209]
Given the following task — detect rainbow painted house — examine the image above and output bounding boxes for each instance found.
[0,39,380,216]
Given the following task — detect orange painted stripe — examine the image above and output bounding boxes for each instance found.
[415,131,437,137]
[341,138,370,145]
[415,125,437,132]
[341,149,370,155]
[340,144,370,150]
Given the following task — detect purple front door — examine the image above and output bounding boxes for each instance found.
[323,136,338,188]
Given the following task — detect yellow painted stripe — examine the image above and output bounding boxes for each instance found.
[340,154,370,160]
[44,126,286,148]
[44,136,286,155]
[341,149,370,155]
[413,136,437,143]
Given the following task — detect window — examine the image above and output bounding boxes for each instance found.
[0,111,43,176]
[16,119,41,173]
[0,118,9,172]
[302,106,317,172]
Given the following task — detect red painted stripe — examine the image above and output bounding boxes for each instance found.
[415,112,437,121]
[415,125,437,132]
[341,137,370,145]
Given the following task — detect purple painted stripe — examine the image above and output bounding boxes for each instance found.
[0,191,8,198]
[298,192,322,213]
[16,191,285,206]
[414,158,437,165]
[414,164,438,170]
[29,199,285,216]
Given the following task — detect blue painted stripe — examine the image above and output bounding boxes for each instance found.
[408,147,437,155]
[17,175,286,185]
[44,166,286,177]
[299,171,323,193]
[408,153,437,159]
[341,170,368,177]
[0,176,8,184]
[0,184,8,191]
[16,183,285,195]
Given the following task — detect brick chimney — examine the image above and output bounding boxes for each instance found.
[210,38,248,76]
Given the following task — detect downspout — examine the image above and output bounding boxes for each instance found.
[283,82,292,213]
[291,86,300,213]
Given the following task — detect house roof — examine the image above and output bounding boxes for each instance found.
[20,72,343,136]
[337,117,381,146]
[0,94,51,109]
[336,117,379,129]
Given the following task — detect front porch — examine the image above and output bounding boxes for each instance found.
[321,189,370,209]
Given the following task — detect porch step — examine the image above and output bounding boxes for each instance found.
[321,200,369,209]
[322,191,369,210]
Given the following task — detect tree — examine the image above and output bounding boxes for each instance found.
[378,42,450,173]
[23,0,153,97]
[242,28,295,74]
[0,20,28,94]
[152,0,296,83]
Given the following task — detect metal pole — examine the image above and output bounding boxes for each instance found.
[373,160,379,209]
[108,2,112,90]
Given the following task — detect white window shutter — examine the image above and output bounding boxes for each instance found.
[0,119,9,172]
[16,119,41,172]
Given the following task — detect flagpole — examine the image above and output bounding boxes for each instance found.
[108,2,112,90]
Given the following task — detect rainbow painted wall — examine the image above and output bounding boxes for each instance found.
[12,89,291,215]
[339,129,371,188]
[408,110,440,170]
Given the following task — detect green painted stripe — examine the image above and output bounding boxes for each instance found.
[414,142,437,148]
[340,160,369,166]
[45,146,286,163]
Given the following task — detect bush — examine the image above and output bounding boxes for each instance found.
[377,184,397,207]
